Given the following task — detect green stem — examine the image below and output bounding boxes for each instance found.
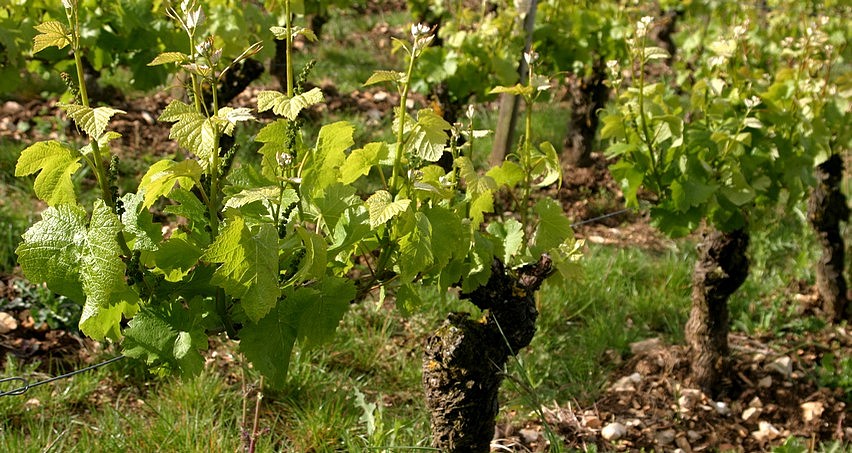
[520,98,533,242]
[391,50,418,195]
[285,0,294,97]
[636,45,663,195]
[68,10,113,209]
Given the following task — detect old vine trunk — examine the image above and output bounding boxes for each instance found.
[685,229,749,396]
[807,154,850,322]
[564,60,609,168]
[423,257,552,452]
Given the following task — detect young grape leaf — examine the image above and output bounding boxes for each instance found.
[462,232,495,293]
[531,198,573,256]
[487,219,524,263]
[153,231,204,282]
[309,183,359,233]
[81,131,122,156]
[257,87,324,120]
[148,51,189,66]
[292,226,328,284]
[16,140,81,206]
[239,292,299,388]
[671,178,718,211]
[486,161,524,188]
[203,216,280,322]
[532,141,562,188]
[365,190,410,228]
[217,107,255,133]
[119,192,162,251]
[17,200,128,309]
[123,300,211,377]
[59,103,126,139]
[32,21,71,53]
[363,70,405,87]
[224,186,296,213]
[340,142,389,184]
[397,212,434,282]
[295,277,355,348]
[302,121,355,197]
[422,205,465,269]
[139,159,203,208]
[159,100,216,167]
[79,285,139,342]
[407,109,451,162]
[16,205,87,302]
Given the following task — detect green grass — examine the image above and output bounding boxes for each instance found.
[0,243,701,451]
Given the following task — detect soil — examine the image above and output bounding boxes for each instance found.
[496,324,851,452]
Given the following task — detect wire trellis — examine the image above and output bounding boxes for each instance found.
[0,355,125,397]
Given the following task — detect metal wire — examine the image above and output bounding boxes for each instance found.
[0,355,125,397]
[569,208,632,228]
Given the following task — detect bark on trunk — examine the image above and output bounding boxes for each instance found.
[807,154,850,322]
[563,60,609,167]
[423,256,552,452]
[685,229,749,396]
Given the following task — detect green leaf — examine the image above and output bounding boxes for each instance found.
[489,83,533,97]
[463,232,494,293]
[81,131,121,156]
[395,283,424,315]
[296,277,355,348]
[153,231,204,282]
[310,183,359,233]
[487,219,524,263]
[270,25,317,41]
[423,206,465,269]
[292,226,328,284]
[239,294,298,388]
[486,161,524,188]
[123,300,211,377]
[16,205,87,302]
[365,190,410,228]
[148,51,189,66]
[203,217,280,322]
[217,107,254,133]
[81,201,127,306]
[671,179,718,211]
[119,192,162,251]
[159,100,216,167]
[468,191,493,230]
[17,200,128,309]
[532,141,562,187]
[407,109,451,162]
[340,142,388,184]
[32,21,70,53]
[397,212,433,281]
[609,160,644,207]
[643,46,670,62]
[224,186,296,212]
[257,87,324,120]
[532,198,573,256]
[60,104,125,139]
[80,285,139,342]
[363,70,405,86]
[138,159,203,208]
[302,121,355,197]
[16,140,81,206]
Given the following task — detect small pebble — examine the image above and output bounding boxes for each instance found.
[601,422,626,441]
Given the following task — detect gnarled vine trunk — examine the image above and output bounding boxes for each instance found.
[423,256,552,452]
[685,229,749,396]
[563,60,609,168]
[807,154,850,322]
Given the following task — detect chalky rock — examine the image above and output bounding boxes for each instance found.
[601,422,627,441]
